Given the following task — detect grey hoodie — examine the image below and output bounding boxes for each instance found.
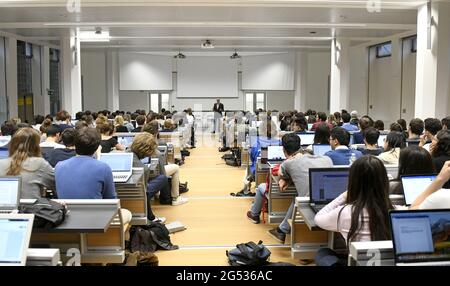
[0,157,55,199]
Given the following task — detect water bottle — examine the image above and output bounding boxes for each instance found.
[349,153,357,165]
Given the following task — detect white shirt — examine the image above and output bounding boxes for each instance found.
[419,189,450,209]
[187,115,194,124]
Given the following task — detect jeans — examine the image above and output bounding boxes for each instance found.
[279,202,294,234]
[147,175,171,220]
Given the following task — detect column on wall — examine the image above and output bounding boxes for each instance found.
[329,38,350,113]
[106,51,120,111]
[60,30,82,115]
[5,37,18,118]
[41,46,51,115]
[294,51,307,111]
[415,1,450,119]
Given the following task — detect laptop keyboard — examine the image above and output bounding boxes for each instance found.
[0,210,13,214]
[310,204,325,213]
[114,175,128,180]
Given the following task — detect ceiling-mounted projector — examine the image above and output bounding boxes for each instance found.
[230,50,241,59]
[201,40,214,49]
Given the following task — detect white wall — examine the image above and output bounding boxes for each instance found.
[401,38,417,122]
[305,52,331,112]
[81,51,107,111]
[349,46,369,115]
[119,90,149,113]
[266,91,295,111]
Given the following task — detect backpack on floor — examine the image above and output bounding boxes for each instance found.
[225,147,241,167]
[226,240,271,266]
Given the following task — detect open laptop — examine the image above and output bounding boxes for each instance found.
[297,133,315,146]
[312,144,332,156]
[98,153,134,183]
[0,213,35,266]
[0,149,8,159]
[401,174,437,206]
[117,136,134,149]
[309,168,350,213]
[378,134,387,147]
[0,177,21,214]
[267,145,286,163]
[390,209,450,266]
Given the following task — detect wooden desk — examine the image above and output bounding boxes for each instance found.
[255,159,269,187]
[267,173,297,224]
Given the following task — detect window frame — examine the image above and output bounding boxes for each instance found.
[375,41,392,58]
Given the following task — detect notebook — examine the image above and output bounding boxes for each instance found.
[309,168,350,213]
[401,174,437,206]
[165,221,187,234]
[0,149,8,159]
[0,213,35,266]
[98,153,134,183]
[390,209,450,266]
[0,177,21,214]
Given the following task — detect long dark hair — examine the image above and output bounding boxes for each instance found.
[397,146,435,179]
[313,124,330,145]
[340,156,394,244]
[385,131,406,152]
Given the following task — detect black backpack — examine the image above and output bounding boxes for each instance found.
[225,147,241,167]
[129,222,179,253]
[226,241,271,266]
[19,198,67,229]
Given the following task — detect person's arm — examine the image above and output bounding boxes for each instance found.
[410,161,450,209]
[103,166,117,199]
[37,159,56,191]
[112,137,125,151]
[418,134,428,148]
[314,192,348,232]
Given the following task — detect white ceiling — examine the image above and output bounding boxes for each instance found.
[0,0,426,52]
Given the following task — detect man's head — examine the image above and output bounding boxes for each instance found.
[330,127,350,149]
[281,133,301,157]
[1,121,18,136]
[317,112,327,122]
[358,116,374,131]
[216,99,220,104]
[424,118,442,138]
[136,115,146,126]
[60,128,76,148]
[342,112,351,123]
[408,118,424,137]
[74,128,101,156]
[34,115,45,125]
[56,110,71,123]
[142,120,160,136]
[45,125,61,140]
[363,127,380,146]
[441,116,450,130]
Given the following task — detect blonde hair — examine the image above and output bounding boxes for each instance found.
[95,115,111,135]
[7,128,42,175]
[115,115,124,126]
[130,133,157,159]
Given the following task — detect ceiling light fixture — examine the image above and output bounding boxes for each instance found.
[174,50,186,59]
[79,29,110,42]
[230,49,241,59]
[201,39,214,49]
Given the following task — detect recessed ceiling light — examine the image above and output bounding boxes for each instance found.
[310,31,317,35]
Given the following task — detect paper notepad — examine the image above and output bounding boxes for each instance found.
[165,221,186,233]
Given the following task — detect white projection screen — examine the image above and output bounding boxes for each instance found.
[242,53,295,90]
[119,53,172,90]
[177,56,238,98]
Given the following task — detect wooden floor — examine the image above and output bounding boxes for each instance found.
[152,133,300,266]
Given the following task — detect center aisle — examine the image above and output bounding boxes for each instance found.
[153,134,299,266]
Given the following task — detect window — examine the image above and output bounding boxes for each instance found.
[17,41,33,122]
[245,92,266,112]
[411,36,417,53]
[49,48,61,115]
[150,92,170,112]
[0,37,7,123]
[376,42,392,58]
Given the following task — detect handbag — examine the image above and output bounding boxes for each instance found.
[20,198,67,229]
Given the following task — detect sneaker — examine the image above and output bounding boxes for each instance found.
[246,211,260,224]
[172,196,189,206]
[268,227,286,244]
[152,216,166,224]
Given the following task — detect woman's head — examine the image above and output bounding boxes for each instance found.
[7,128,42,175]
[384,131,406,151]
[314,124,330,145]
[431,129,450,157]
[130,133,158,159]
[398,146,435,178]
[115,115,124,126]
[345,156,393,243]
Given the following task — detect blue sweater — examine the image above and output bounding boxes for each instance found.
[324,149,363,166]
[55,155,117,199]
[249,136,281,174]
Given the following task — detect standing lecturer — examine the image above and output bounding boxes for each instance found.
[212,99,224,133]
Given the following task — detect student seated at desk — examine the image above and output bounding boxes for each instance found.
[430,130,450,189]
[324,127,362,165]
[341,113,359,132]
[247,133,332,242]
[419,118,442,152]
[314,156,399,266]
[305,123,330,152]
[131,115,146,133]
[0,127,55,199]
[114,115,129,133]
[353,116,374,145]
[377,131,405,165]
[357,127,383,156]
[39,125,65,149]
[96,116,125,153]
[130,133,171,222]
[411,160,450,209]
[389,146,435,195]
[43,128,77,168]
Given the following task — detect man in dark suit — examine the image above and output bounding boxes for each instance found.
[212,99,224,133]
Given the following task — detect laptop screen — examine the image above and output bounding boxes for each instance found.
[307,124,313,131]
[0,177,20,208]
[390,210,450,264]
[267,146,285,161]
[117,136,134,148]
[309,168,349,204]
[378,134,387,147]
[312,144,332,156]
[401,175,436,206]
[298,133,315,146]
[0,216,32,265]
[99,154,133,172]
[0,149,8,159]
